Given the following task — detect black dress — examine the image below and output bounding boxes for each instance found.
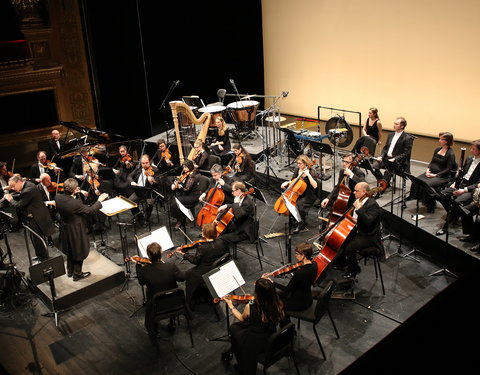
[365,118,380,143]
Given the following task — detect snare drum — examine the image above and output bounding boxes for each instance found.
[226,100,259,123]
[198,105,226,124]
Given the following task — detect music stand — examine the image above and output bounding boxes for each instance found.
[202,259,247,342]
[281,194,301,263]
[309,141,335,198]
[29,255,69,327]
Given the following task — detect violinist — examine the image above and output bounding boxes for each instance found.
[151,138,176,173]
[69,147,91,181]
[223,278,285,375]
[229,143,255,183]
[135,242,185,347]
[5,174,55,261]
[37,173,59,223]
[127,154,160,226]
[113,145,136,196]
[217,181,255,248]
[264,242,317,311]
[341,182,383,279]
[320,152,366,212]
[281,154,319,233]
[191,139,210,171]
[209,117,231,164]
[169,160,200,230]
[31,151,61,182]
[171,222,227,309]
[0,161,12,198]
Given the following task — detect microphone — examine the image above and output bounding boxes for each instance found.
[282,91,289,98]
[229,79,236,89]
[174,80,180,87]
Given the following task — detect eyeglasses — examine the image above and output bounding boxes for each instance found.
[342,160,351,163]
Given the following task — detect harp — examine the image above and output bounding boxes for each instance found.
[169,101,212,164]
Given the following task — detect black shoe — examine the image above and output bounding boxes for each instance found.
[436,228,446,236]
[67,272,73,278]
[458,235,477,243]
[470,244,480,252]
[73,272,91,281]
[343,268,361,279]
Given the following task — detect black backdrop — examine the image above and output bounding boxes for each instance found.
[80,0,264,140]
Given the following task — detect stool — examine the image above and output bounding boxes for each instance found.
[358,246,385,295]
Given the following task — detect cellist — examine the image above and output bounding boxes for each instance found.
[280,154,319,233]
[320,152,366,212]
[341,182,383,279]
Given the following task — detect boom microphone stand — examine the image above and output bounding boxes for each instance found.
[158,80,180,144]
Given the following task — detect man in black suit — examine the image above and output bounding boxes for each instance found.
[4,175,56,261]
[31,151,61,182]
[55,178,108,280]
[136,242,185,346]
[436,140,480,236]
[217,181,255,248]
[342,182,383,279]
[371,117,413,185]
[47,129,65,159]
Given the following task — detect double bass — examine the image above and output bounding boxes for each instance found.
[274,160,316,216]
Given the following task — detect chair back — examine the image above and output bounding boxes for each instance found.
[217,89,226,103]
[153,288,187,319]
[313,281,335,323]
[262,322,296,366]
[197,174,211,193]
[211,252,231,268]
[208,154,221,168]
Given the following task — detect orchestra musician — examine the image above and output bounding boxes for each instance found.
[135,242,185,348]
[216,181,255,248]
[436,139,480,236]
[341,182,383,279]
[37,173,59,223]
[229,143,255,183]
[169,160,200,230]
[208,117,231,165]
[4,175,55,261]
[171,222,228,310]
[128,154,160,226]
[264,242,317,311]
[408,132,456,213]
[80,165,107,233]
[31,150,61,182]
[112,145,136,196]
[55,178,108,280]
[352,107,383,156]
[191,139,210,171]
[320,152,366,211]
[1,161,12,199]
[223,278,285,375]
[47,129,65,158]
[280,154,319,233]
[198,163,233,205]
[151,138,177,172]
[69,147,92,181]
[371,117,413,189]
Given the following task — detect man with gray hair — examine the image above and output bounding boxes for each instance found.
[55,178,108,281]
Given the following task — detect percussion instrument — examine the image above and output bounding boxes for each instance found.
[198,105,226,124]
[226,100,259,123]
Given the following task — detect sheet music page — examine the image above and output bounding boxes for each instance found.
[208,260,245,297]
[136,226,175,258]
[175,197,194,221]
[100,196,136,215]
[283,193,301,222]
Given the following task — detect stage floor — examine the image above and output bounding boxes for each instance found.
[1,125,480,374]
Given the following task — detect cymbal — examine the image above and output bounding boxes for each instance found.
[265,116,286,122]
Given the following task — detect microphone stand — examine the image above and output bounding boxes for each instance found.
[158,80,180,144]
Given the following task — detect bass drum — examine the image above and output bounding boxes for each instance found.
[226,100,259,123]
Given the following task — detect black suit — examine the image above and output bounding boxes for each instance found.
[274,262,317,311]
[372,131,413,183]
[47,138,65,158]
[127,166,161,222]
[325,167,366,210]
[343,197,382,274]
[219,195,255,246]
[55,193,103,276]
[136,261,185,344]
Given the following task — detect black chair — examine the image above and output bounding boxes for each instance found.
[152,288,194,347]
[352,135,377,157]
[206,89,226,107]
[286,281,339,360]
[358,236,386,296]
[256,322,300,375]
[231,219,263,269]
[197,174,210,194]
[207,154,221,169]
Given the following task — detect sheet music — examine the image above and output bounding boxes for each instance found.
[100,196,136,216]
[208,260,245,298]
[175,197,194,221]
[282,193,301,222]
[136,226,175,258]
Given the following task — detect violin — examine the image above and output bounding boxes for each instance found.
[235,153,244,172]
[166,239,208,258]
[121,153,134,168]
[213,294,255,304]
[144,167,155,177]
[174,170,190,189]
[84,155,106,167]
[125,256,152,264]
[41,161,62,171]
[89,175,101,190]
[264,261,303,278]
[47,181,64,193]
[161,149,172,164]
[274,160,317,215]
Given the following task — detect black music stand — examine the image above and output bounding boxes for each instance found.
[245,181,268,244]
[279,128,302,171]
[404,174,433,262]
[29,255,69,327]
[309,141,335,204]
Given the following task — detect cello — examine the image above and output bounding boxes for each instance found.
[311,185,384,281]
[214,187,254,237]
[274,160,316,216]
[196,168,231,227]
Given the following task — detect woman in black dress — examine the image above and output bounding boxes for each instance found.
[363,107,383,146]
[191,139,210,171]
[224,278,285,375]
[266,242,317,311]
[209,117,231,165]
[230,143,255,183]
[408,132,456,213]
